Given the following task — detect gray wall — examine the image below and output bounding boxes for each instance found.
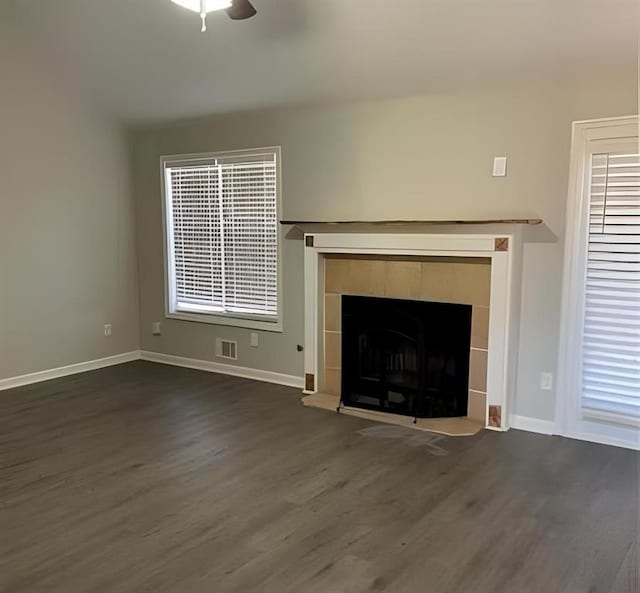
[132,70,637,422]
[0,26,139,379]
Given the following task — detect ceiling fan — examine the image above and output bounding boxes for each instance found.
[171,0,256,32]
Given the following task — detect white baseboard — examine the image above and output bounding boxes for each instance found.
[140,350,304,389]
[0,349,304,393]
[513,415,640,450]
[0,350,141,392]
[510,414,556,436]
[559,429,640,451]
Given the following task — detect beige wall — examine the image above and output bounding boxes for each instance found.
[0,27,139,379]
[132,69,637,423]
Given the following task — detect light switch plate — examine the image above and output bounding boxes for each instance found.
[493,156,507,177]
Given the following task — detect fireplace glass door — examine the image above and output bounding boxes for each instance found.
[341,296,472,418]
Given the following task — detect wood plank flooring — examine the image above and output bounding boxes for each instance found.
[0,361,638,592]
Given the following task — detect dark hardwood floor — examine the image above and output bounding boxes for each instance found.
[0,361,638,592]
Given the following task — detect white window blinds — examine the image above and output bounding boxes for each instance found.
[163,148,279,321]
[582,151,640,420]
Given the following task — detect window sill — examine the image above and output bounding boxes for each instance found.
[166,311,283,333]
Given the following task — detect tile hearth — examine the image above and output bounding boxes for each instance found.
[302,392,484,437]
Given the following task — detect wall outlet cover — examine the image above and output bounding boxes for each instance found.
[540,372,553,391]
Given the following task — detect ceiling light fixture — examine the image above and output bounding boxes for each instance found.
[171,0,232,32]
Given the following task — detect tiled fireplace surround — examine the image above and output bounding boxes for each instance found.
[323,255,491,423]
[302,230,523,432]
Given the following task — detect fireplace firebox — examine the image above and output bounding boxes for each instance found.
[341,295,472,418]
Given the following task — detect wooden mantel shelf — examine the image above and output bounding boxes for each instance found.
[281,218,543,226]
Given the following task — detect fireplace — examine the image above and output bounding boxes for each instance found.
[301,230,524,433]
[341,295,472,418]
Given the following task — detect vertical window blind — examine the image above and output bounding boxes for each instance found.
[164,148,279,320]
[582,151,640,420]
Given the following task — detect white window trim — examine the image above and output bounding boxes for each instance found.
[160,147,284,333]
[556,116,639,450]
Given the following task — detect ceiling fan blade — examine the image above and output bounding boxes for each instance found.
[226,0,257,20]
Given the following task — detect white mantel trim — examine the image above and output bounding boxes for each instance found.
[303,232,522,431]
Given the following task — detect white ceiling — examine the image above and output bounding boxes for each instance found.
[4,0,639,123]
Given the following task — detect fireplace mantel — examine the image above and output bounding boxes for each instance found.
[282,218,543,226]
[302,231,524,432]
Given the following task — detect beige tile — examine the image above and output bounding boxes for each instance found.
[471,306,490,349]
[325,257,387,296]
[324,294,341,332]
[469,348,488,392]
[465,261,491,306]
[418,263,438,302]
[325,331,341,369]
[421,260,491,306]
[347,259,386,295]
[325,258,350,293]
[324,368,341,396]
[420,261,460,303]
[467,391,486,422]
[384,260,422,299]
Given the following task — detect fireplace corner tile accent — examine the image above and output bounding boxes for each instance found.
[305,235,315,247]
[495,237,509,252]
[305,373,315,391]
[489,405,502,427]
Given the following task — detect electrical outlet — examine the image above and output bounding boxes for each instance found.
[152,322,162,336]
[104,324,112,337]
[540,372,553,391]
[250,332,259,348]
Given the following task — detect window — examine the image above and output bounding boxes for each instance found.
[582,151,640,420]
[557,117,640,449]
[161,147,281,331]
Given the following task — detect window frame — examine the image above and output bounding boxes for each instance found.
[556,116,639,449]
[160,147,283,333]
